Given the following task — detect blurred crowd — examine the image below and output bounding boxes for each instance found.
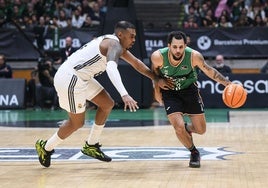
[1,0,268,30]
[183,0,268,28]
[0,0,107,30]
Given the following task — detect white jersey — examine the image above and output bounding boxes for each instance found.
[60,34,119,81]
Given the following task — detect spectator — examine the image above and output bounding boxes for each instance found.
[25,2,36,18]
[216,15,233,27]
[203,0,218,13]
[35,58,59,109]
[43,0,56,17]
[71,6,86,28]
[200,2,210,17]
[33,16,50,52]
[19,14,31,29]
[81,0,92,15]
[192,0,201,17]
[26,67,39,107]
[201,8,217,27]
[0,54,12,78]
[247,2,267,23]
[184,15,199,28]
[219,9,233,24]
[214,0,231,19]
[183,5,201,27]
[88,1,106,26]
[213,54,232,74]
[54,0,72,19]
[82,14,94,28]
[231,0,246,22]
[234,7,253,27]
[186,33,191,46]
[253,14,266,26]
[96,0,107,13]
[10,5,23,26]
[57,9,69,28]
[55,36,77,64]
[69,0,81,10]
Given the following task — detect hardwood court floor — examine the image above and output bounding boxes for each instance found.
[0,109,267,188]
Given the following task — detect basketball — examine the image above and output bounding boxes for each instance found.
[222,84,247,108]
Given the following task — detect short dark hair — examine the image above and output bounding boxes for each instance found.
[114,21,135,32]
[167,31,187,44]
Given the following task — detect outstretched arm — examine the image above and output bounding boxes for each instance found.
[121,50,173,89]
[104,39,139,112]
[121,50,157,81]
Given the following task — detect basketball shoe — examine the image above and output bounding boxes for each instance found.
[35,139,54,167]
[189,150,201,168]
[81,142,112,162]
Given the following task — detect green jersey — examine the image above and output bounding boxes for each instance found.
[159,47,198,90]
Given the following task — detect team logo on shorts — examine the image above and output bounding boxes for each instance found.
[78,103,86,108]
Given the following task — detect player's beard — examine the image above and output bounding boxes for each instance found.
[172,53,183,61]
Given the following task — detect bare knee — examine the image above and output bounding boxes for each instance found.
[58,118,84,139]
[99,98,114,112]
[195,126,206,135]
[197,128,206,135]
[174,123,185,136]
[66,119,84,131]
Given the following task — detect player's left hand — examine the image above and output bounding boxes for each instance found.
[122,95,139,112]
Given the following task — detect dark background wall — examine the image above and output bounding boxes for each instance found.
[97,0,153,108]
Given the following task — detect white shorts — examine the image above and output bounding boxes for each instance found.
[54,65,103,114]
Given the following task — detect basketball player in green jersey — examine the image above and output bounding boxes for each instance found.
[151,31,232,168]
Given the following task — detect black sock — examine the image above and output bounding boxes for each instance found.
[189,145,199,154]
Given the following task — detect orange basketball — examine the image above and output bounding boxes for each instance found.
[222,83,247,108]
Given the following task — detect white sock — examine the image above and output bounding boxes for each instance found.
[45,132,63,151]
[87,123,104,145]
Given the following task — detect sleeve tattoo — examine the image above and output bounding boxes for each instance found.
[199,55,229,84]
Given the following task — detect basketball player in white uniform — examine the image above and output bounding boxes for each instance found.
[35,21,173,167]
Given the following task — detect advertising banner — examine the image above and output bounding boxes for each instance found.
[144,27,268,58]
[0,28,98,60]
[0,79,26,109]
[198,74,268,108]
[1,27,268,60]
[0,29,40,60]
